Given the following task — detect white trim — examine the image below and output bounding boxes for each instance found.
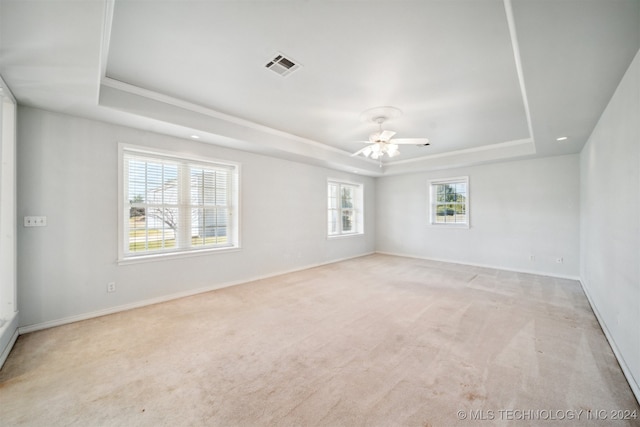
[503,0,536,146]
[375,251,581,281]
[0,75,17,103]
[117,247,242,266]
[0,328,18,368]
[0,313,19,369]
[579,278,640,404]
[388,138,532,167]
[0,76,18,359]
[100,78,536,172]
[98,0,115,90]
[17,252,375,335]
[327,233,365,241]
[119,143,242,169]
[102,78,357,159]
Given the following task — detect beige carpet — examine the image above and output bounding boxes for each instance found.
[1,254,638,426]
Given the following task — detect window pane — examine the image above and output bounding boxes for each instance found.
[190,170,203,205]
[445,185,456,202]
[341,186,354,209]
[128,159,148,204]
[202,171,216,205]
[191,207,228,246]
[328,209,338,235]
[163,164,178,204]
[342,209,354,232]
[129,207,147,252]
[454,204,466,223]
[328,193,337,209]
[215,172,228,205]
[147,207,177,232]
[215,208,228,243]
[159,208,178,249]
[443,204,455,222]
[191,208,203,246]
[190,168,209,205]
[129,207,178,252]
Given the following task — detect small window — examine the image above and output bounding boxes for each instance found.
[429,176,469,227]
[328,180,364,237]
[120,146,239,260]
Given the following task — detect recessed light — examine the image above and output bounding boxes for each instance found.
[190,135,200,139]
[556,136,568,141]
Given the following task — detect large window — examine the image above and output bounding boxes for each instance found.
[429,176,469,227]
[120,146,239,260]
[0,77,17,328]
[328,180,363,237]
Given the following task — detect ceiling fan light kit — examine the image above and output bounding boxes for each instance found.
[352,106,430,165]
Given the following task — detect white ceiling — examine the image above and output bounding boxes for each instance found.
[1,0,638,176]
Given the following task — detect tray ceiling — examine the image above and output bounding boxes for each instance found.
[1,0,638,176]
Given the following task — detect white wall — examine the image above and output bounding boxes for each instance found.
[376,155,580,278]
[580,50,639,399]
[16,107,375,328]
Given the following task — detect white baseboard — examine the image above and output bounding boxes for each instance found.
[18,252,375,335]
[579,278,640,405]
[374,251,581,281]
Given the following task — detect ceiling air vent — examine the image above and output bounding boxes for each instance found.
[265,53,301,77]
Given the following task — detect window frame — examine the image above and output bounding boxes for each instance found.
[118,144,241,263]
[0,77,17,325]
[428,176,470,228]
[327,179,364,238]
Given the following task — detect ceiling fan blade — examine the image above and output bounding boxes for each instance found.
[351,145,372,157]
[390,138,430,145]
[379,130,396,141]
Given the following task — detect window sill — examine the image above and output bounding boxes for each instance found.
[118,245,241,265]
[327,232,364,240]
[430,222,470,229]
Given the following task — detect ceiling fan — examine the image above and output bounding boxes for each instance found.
[351,115,430,165]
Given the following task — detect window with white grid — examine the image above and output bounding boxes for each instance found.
[328,181,364,237]
[429,176,469,227]
[121,147,239,260]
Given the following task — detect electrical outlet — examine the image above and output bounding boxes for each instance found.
[107,282,116,293]
[556,257,564,264]
[529,255,535,262]
[24,216,47,227]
